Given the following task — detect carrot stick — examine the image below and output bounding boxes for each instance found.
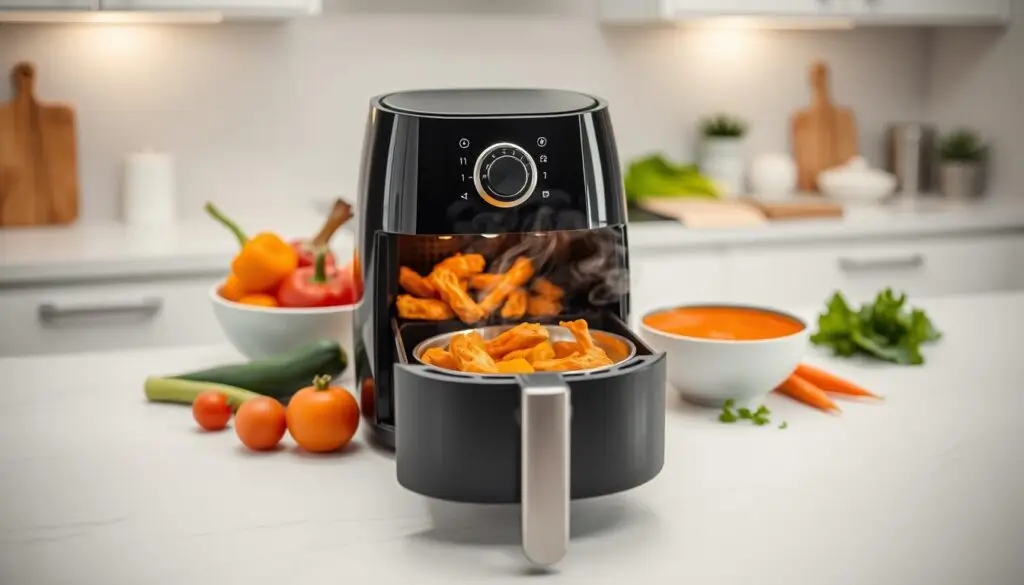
[776,375,841,414]
[795,363,882,400]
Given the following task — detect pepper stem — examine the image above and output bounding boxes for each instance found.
[204,201,249,247]
[312,375,332,391]
[313,249,328,283]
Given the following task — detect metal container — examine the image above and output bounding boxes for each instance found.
[885,123,937,196]
[412,323,638,374]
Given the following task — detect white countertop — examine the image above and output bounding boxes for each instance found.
[1,291,1022,584]
[2,199,1023,287]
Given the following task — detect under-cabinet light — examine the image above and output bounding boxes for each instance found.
[0,11,223,24]
[679,17,855,30]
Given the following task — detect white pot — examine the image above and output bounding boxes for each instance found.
[749,153,797,200]
[939,162,981,200]
[700,137,746,198]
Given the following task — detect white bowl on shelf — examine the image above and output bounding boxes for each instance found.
[818,156,897,203]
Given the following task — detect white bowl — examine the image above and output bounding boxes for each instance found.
[639,304,809,407]
[818,158,897,202]
[210,285,357,363]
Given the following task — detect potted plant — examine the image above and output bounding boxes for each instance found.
[936,128,988,199]
[698,114,748,198]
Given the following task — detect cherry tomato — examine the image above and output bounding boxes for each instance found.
[286,376,360,453]
[234,397,287,451]
[192,391,232,431]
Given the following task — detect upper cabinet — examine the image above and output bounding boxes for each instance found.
[99,0,319,16]
[100,0,318,15]
[599,0,1011,26]
[0,1,96,7]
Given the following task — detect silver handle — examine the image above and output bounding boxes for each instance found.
[838,254,924,272]
[519,373,570,568]
[38,297,164,324]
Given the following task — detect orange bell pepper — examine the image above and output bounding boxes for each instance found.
[219,273,247,302]
[205,202,299,294]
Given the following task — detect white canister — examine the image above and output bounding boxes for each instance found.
[121,150,176,225]
[749,153,798,200]
[699,137,746,198]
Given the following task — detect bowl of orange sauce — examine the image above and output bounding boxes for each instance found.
[639,304,808,406]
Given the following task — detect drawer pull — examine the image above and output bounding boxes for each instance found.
[838,254,925,272]
[38,298,164,324]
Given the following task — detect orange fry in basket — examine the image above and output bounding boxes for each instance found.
[496,358,535,374]
[500,288,528,320]
[450,334,499,374]
[429,267,485,324]
[533,351,612,372]
[479,257,535,314]
[485,323,549,359]
[399,266,437,299]
[551,341,579,359]
[502,340,555,364]
[421,347,459,370]
[397,295,454,321]
[434,253,486,279]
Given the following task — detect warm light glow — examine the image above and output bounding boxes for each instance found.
[480,234,499,239]
[437,236,453,240]
[0,11,223,24]
[679,17,855,30]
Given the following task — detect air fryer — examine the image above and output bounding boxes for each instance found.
[353,88,667,567]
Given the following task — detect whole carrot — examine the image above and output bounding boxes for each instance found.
[776,375,840,414]
[795,363,882,400]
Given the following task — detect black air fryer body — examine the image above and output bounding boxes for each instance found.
[354,89,666,508]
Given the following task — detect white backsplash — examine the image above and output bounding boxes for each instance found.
[0,0,955,221]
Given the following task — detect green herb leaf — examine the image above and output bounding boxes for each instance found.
[779,421,788,429]
[737,407,753,419]
[719,410,739,423]
[810,288,941,366]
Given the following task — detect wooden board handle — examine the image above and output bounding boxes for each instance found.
[11,62,36,99]
[810,60,832,108]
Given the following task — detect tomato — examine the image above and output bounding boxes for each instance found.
[360,377,375,421]
[192,391,232,431]
[234,397,287,451]
[286,375,360,453]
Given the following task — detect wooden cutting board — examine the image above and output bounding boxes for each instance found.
[0,62,79,227]
[791,61,858,193]
[747,198,844,220]
[637,199,768,228]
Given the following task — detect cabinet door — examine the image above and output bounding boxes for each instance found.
[0,1,96,7]
[0,276,227,358]
[857,0,1010,23]
[100,0,313,11]
[667,0,840,17]
[628,250,728,327]
[725,234,1022,308]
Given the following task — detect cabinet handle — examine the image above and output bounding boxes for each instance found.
[38,298,164,324]
[838,254,925,272]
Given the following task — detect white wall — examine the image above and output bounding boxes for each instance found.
[0,0,932,221]
[925,0,1024,198]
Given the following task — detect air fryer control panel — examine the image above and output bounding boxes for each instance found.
[414,115,589,234]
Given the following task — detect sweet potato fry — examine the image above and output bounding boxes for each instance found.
[397,295,454,321]
[551,341,579,359]
[434,253,486,279]
[496,358,535,374]
[500,288,528,319]
[531,277,565,301]
[421,347,459,370]
[502,340,555,364]
[527,295,562,318]
[533,351,612,372]
[469,273,502,291]
[485,323,549,359]
[399,266,437,299]
[561,319,612,362]
[429,267,485,324]
[479,257,535,314]
[450,334,499,374]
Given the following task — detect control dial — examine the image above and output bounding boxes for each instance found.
[473,142,538,208]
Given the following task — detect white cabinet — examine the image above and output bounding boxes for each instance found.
[0,276,228,358]
[599,0,1009,25]
[99,0,319,15]
[0,0,96,7]
[629,249,728,325]
[854,0,1010,24]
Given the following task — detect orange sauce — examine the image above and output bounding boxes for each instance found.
[643,306,804,341]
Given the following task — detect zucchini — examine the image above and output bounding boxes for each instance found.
[144,377,262,409]
[167,339,347,403]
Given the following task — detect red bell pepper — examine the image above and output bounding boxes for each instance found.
[276,250,355,308]
[290,198,352,268]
